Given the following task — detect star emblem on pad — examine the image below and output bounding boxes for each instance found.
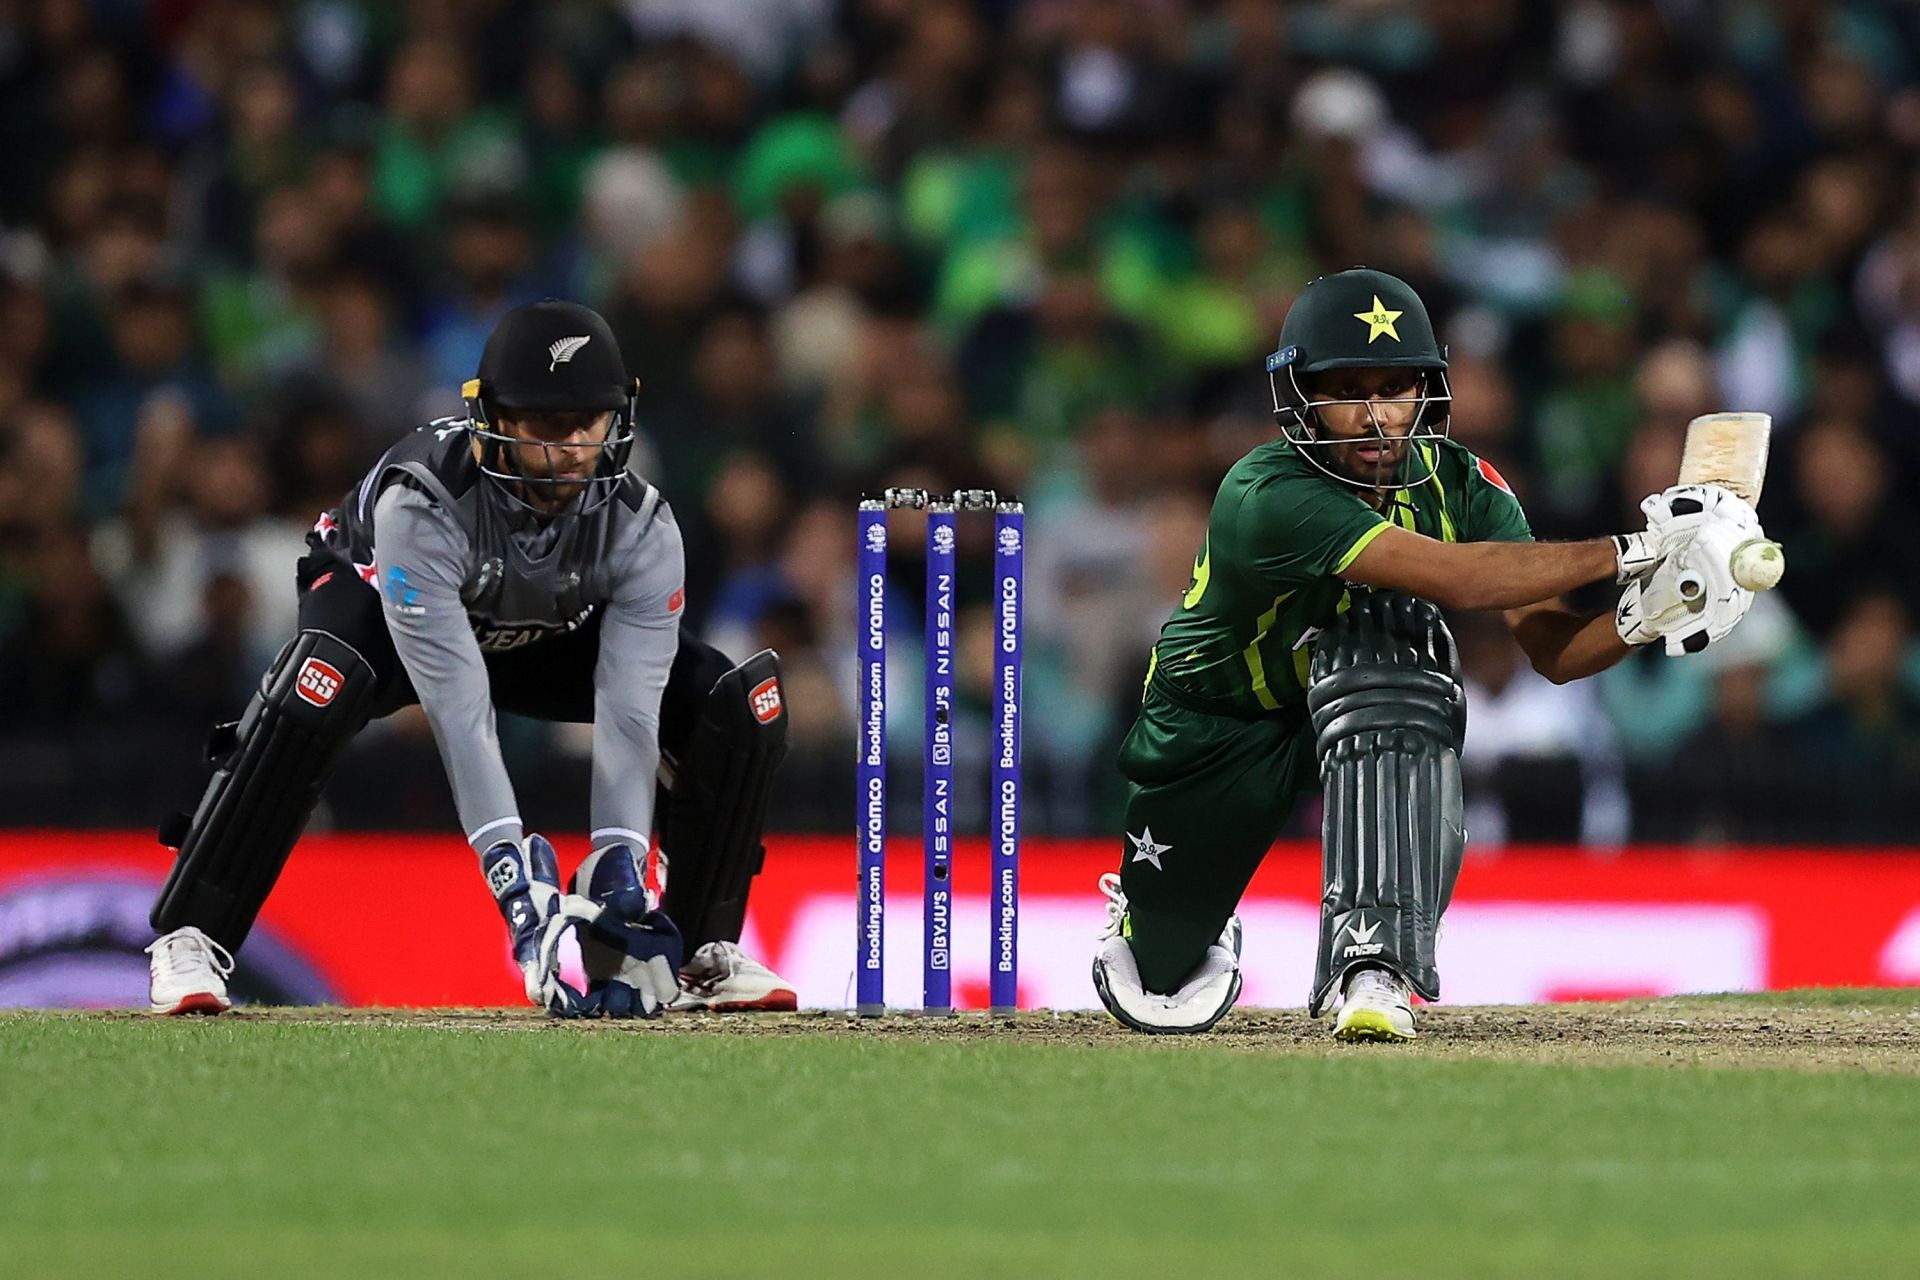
[1127,826,1170,870]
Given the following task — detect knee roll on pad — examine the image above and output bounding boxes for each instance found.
[150,630,376,951]
[658,648,789,950]
[1306,592,1466,1015]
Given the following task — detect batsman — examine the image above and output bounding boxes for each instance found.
[1094,268,1774,1039]
[145,299,795,1018]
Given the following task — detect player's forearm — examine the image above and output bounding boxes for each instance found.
[1504,604,1632,685]
[1349,530,1618,611]
[1441,539,1620,611]
[588,606,678,853]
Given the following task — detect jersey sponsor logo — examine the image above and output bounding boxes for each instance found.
[385,565,424,615]
[1477,456,1513,495]
[294,658,345,707]
[749,677,783,724]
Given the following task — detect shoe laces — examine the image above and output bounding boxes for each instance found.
[146,928,234,981]
[683,940,741,986]
[1346,966,1407,1007]
[1098,872,1127,938]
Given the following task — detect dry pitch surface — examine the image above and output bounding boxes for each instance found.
[132,989,1920,1073]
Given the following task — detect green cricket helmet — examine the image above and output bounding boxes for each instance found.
[1265,267,1452,490]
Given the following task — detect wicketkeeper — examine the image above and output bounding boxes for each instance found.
[146,299,795,1017]
[1094,268,1768,1038]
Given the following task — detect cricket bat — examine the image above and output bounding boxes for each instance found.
[1676,412,1784,592]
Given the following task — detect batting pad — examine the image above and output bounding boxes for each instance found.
[1306,592,1466,1015]
[151,629,376,951]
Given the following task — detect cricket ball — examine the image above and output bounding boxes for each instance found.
[1729,538,1785,592]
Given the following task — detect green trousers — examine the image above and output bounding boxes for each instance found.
[1116,686,1318,993]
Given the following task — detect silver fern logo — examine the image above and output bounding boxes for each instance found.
[547,335,591,371]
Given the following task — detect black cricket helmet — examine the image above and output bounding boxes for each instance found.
[462,299,640,515]
[1265,267,1452,490]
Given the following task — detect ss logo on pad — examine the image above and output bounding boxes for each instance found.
[749,678,783,724]
[294,658,343,707]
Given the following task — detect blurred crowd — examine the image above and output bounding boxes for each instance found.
[3,0,1919,845]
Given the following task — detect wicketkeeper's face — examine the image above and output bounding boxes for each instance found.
[497,409,615,510]
[1305,367,1425,487]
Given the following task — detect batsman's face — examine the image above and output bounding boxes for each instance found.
[498,409,614,511]
[1307,367,1424,487]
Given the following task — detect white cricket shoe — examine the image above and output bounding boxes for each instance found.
[146,926,234,1016]
[1333,965,1416,1042]
[1091,873,1243,1035]
[668,941,797,1012]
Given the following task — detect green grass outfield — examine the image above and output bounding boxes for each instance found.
[4,992,1919,1278]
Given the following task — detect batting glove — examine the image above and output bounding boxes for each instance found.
[1616,518,1757,653]
[1618,483,1760,583]
[482,834,588,1017]
[1615,556,1691,646]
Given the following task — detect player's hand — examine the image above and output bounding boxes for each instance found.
[1611,529,1664,584]
[550,895,683,1019]
[482,834,588,1017]
[1646,483,1760,550]
[1659,517,1758,654]
[1615,555,1691,645]
[1616,518,1757,653]
[1618,483,1760,584]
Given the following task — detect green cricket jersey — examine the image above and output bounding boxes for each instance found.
[1149,437,1533,717]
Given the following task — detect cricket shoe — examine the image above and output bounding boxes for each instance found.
[1091,873,1243,1035]
[1333,965,1416,1042]
[668,941,798,1012]
[146,926,234,1015]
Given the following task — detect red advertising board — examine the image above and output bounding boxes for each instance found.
[3,833,1918,1009]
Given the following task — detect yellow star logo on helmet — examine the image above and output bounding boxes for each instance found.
[1353,295,1403,343]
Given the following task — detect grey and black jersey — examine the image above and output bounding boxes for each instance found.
[313,421,684,858]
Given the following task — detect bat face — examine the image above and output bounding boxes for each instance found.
[1679,412,1771,504]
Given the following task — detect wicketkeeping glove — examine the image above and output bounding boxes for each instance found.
[542,893,684,1019]
[481,834,588,1017]
[557,843,683,1019]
